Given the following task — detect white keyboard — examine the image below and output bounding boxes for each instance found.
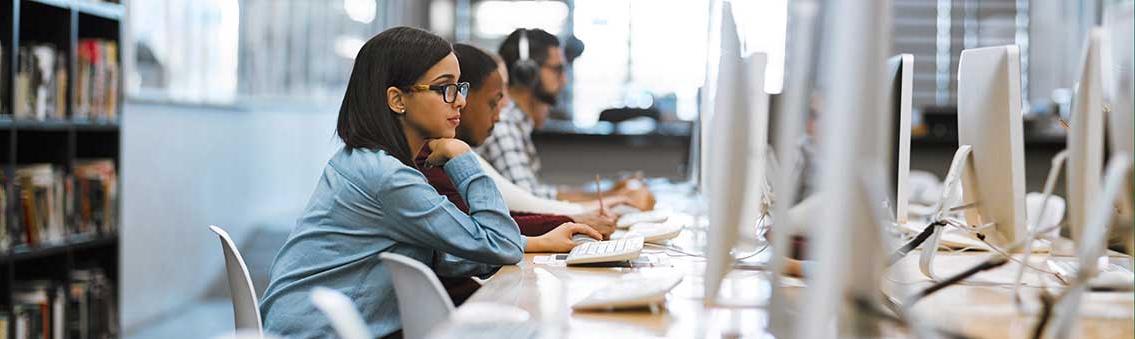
[428,322,540,339]
[617,210,670,229]
[572,274,684,310]
[623,222,683,244]
[1047,258,1134,290]
[565,237,644,265]
[610,204,643,216]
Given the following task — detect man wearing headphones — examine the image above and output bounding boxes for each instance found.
[478,28,654,209]
[477,28,568,199]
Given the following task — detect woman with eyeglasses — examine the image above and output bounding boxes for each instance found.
[258,27,530,339]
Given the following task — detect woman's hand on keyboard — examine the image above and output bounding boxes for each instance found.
[525,223,603,253]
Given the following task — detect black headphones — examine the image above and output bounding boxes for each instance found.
[510,29,541,90]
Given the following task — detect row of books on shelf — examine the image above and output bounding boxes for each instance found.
[0,160,117,253]
[0,268,118,339]
[5,39,120,122]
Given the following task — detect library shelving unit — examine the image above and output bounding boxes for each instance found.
[1,0,123,337]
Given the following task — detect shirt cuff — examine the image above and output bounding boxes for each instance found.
[443,152,483,185]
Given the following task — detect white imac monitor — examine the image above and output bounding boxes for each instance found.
[797,0,893,336]
[887,54,914,225]
[1066,29,1106,244]
[956,45,1027,247]
[703,2,769,303]
[1102,2,1134,222]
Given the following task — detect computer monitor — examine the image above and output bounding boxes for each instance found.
[797,0,894,336]
[887,54,914,225]
[956,45,1027,247]
[766,1,820,337]
[1066,29,1106,244]
[1102,2,1134,222]
[703,2,769,303]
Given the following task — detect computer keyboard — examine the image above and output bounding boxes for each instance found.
[572,274,684,311]
[1047,258,1134,290]
[622,222,683,244]
[428,321,540,339]
[565,236,644,265]
[617,210,670,228]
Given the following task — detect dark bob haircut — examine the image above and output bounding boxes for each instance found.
[336,26,452,166]
[452,43,500,91]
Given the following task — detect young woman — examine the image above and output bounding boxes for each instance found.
[258,27,582,339]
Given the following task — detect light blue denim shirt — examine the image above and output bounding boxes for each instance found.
[259,147,525,338]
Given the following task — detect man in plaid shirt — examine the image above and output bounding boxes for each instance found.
[477,28,566,199]
[478,28,656,210]
[478,101,558,198]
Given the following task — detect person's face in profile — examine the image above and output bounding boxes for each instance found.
[457,70,505,146]
[530,46,566,128]
[397,53,467,139]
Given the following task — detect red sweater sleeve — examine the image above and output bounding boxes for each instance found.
[417,146,571,236]
[509,212,573,236]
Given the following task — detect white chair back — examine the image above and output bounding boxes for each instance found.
[311,287,374,339]
[209,225,264,335]
[379,252,455,339]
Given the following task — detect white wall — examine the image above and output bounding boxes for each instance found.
[120,102,340,334]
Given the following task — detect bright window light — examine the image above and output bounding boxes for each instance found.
[344,0,377,24]
[573,0,710,125]
[474,1,569,37]
[732,0,787,94]
[430,0,456,37]
[570,0,787,126]
[335,36,367,59]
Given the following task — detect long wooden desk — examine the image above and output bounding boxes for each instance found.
[460,228,776,338]
[442,191,1134,338]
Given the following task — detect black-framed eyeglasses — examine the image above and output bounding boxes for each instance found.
[405,82,470,103]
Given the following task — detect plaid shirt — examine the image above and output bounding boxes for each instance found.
[476,102,558,199]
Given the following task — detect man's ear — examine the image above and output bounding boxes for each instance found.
[387,86,406,114]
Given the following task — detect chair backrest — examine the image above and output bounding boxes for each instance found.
[310,287,373,339]
[379,252,455,339]
[209,225,264,335]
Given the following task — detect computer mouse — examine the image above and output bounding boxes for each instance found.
[1091,271,1135,291]
[449,302,531,323]
[572,234,600,245]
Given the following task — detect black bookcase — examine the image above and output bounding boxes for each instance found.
[1,0,122,337]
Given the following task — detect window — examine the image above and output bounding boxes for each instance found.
[571,0,786,126]
[127,0,416,105]
[128,0,240,103]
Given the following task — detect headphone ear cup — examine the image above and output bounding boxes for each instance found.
[511,59,540,90]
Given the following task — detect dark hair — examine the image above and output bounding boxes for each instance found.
[336,26,453,166]
[497,28,560,86]
[453,44,500,91]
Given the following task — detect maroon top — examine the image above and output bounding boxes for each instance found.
[415,146,572,236]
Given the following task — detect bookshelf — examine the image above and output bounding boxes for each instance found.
[2,0,123,337]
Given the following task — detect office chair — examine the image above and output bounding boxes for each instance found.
[379,252,456,339]
[209,225,264,335]
[310,287,373,339]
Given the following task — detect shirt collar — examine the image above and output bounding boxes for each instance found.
[502,101,534,127]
